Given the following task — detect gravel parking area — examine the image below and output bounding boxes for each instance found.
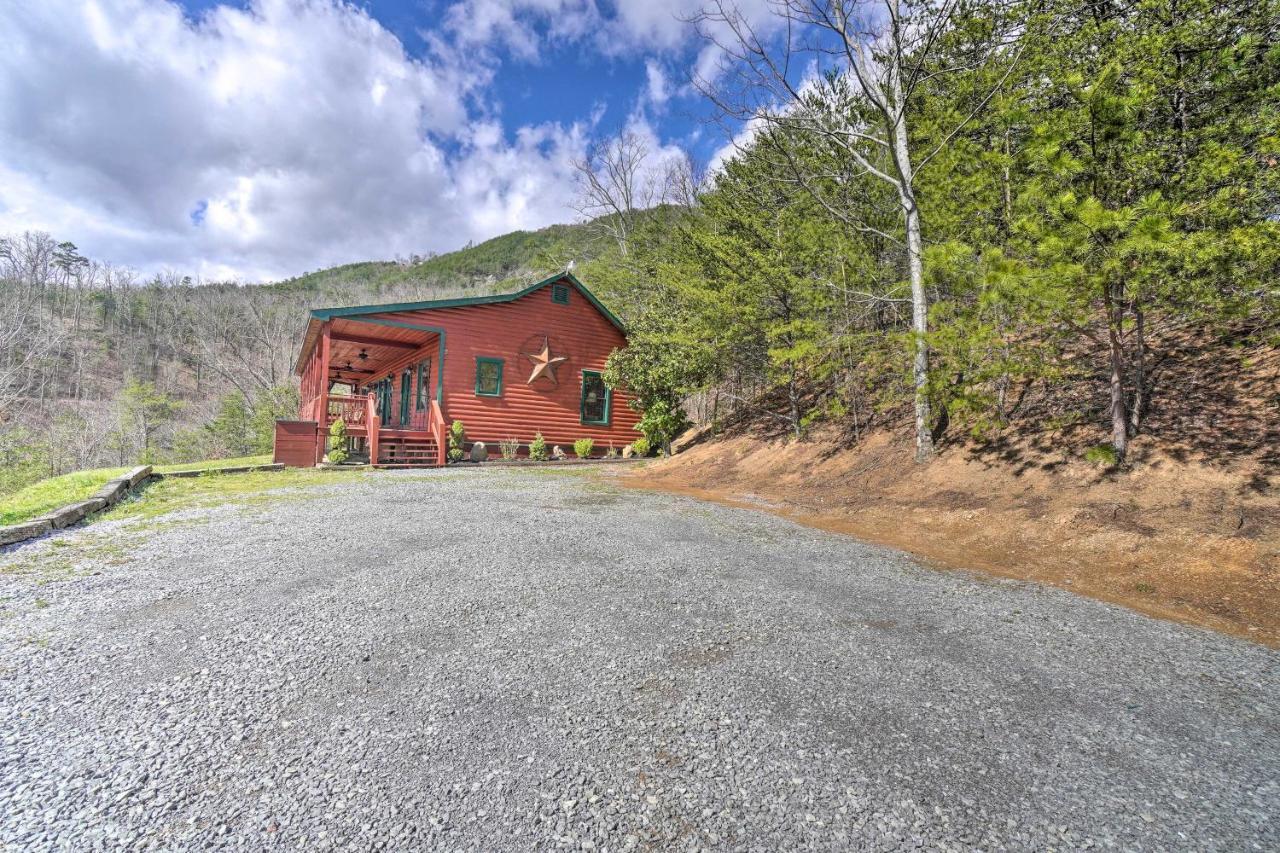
[1,467,1276,851]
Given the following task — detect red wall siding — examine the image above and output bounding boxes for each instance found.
[365,284,641,451]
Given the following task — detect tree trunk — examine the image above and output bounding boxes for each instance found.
[903,189,932,462]
[889,66,933,463]
[788,371,801,441]
[1129,305,1146,435]
[1104,282,1129,461]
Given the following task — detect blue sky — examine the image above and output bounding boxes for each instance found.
[0,0,760,280]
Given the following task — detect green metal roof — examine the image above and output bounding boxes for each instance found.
[309,271,625,332]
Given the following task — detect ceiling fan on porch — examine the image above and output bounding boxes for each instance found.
[332,360,375,375]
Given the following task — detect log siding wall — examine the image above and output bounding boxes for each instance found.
[363,284,641,451]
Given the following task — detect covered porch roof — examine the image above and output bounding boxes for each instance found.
[321,317,438,389]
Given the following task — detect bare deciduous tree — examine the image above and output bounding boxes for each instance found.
[571,131,661,257]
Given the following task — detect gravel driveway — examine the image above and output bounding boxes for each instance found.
[1,467,1276,851]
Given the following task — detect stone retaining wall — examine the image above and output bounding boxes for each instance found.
[0,465,152,547]
[162,463,284,479]
[0,463,291,548]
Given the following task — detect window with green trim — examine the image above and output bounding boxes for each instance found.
[580,371,610,425]
[415,360,430,410]
[475,357,504,396]
[551,282,570,305]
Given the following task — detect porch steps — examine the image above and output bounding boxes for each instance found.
[375,436,441,468]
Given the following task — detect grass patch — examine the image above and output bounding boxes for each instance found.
[155,454,272,474]
[1084,444,1120,468]
[102,468,351,522]
[0,467,128,526]
[0,455,274,526]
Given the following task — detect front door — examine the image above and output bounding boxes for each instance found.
[399,369,412,426]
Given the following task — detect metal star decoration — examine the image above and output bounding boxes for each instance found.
[525,337,568,385]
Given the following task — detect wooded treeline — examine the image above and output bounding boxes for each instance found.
[0,230,545,495]
[592,0,1279,463]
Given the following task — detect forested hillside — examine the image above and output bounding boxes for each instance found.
[1,0,1277,513]
[592,0,1279,470]
[0,221,601,495]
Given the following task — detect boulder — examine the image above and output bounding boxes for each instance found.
[469,441,488,463]
[622,444,634,459]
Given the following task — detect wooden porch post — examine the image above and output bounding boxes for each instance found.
[316,321,332,464]
[366,391,379,466]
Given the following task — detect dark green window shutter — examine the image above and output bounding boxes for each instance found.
[551,283,570,305]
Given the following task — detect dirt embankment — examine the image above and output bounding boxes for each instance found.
[627,427,1280,646]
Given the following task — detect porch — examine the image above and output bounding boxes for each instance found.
[289,316,448,468]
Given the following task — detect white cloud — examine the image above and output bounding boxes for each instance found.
[0,0,781,281]
[0,0,595,280]
[443,0,600,61]
[606,0,697,53]
[644,59,671,106]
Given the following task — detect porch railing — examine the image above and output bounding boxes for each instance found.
[309,391,441,466]
[326,394,370,429]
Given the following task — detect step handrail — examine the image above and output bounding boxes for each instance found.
[429,399,447,466]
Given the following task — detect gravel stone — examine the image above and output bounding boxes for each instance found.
[0,467,1276,851]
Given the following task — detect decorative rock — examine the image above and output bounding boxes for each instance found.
[552,445,566,460]
[621,445,634,459]
[469,442,488,463]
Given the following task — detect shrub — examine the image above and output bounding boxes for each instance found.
[499,437,521,460]
[573,438,594,459]
[448,420,466,462]
[635,398,687,455]
[327,419,348,465]
[528,432,549,461]
[631,436,651,458]
[604,442,618,459]
[1084,444,1119,468]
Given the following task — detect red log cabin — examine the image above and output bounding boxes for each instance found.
[276,272,641,467]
